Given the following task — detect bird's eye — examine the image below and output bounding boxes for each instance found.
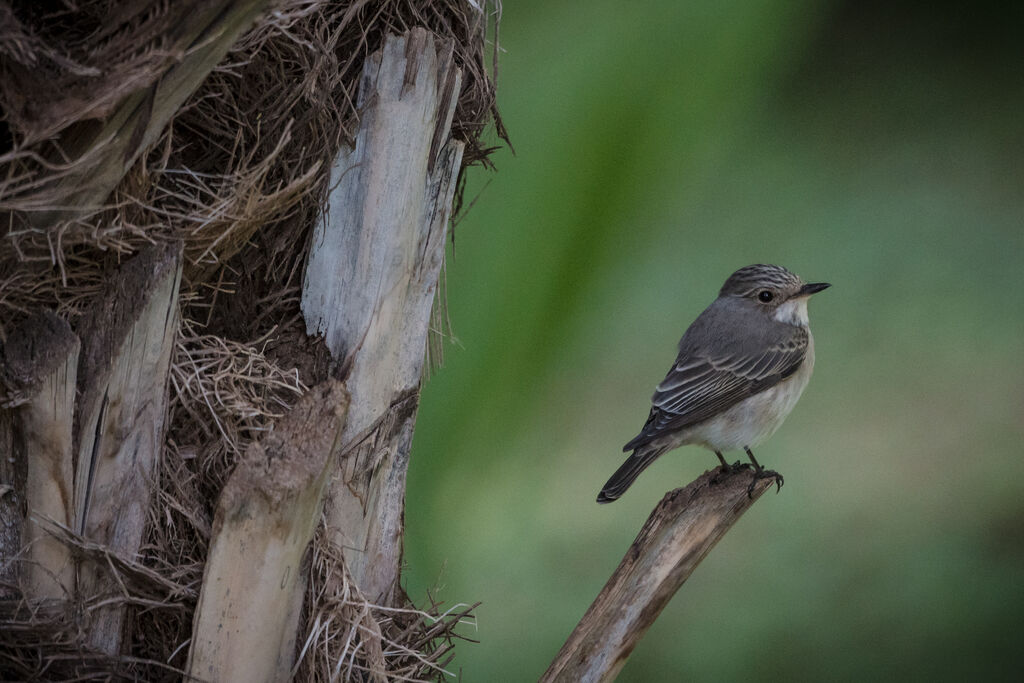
[757,290,773,303]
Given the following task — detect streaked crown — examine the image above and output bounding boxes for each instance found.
[719,264,802,297]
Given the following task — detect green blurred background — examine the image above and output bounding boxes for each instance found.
[405,0,1024,679]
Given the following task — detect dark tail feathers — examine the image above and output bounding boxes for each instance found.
[596,446,666,503]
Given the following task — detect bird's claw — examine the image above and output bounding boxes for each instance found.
[747,468,784,498]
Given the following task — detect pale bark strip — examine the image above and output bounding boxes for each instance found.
[0,313,80,599]
[541,469,775,683]
[72,242,183,654]
[29,0,270,226]
[301,28,464,604]
[0,313,79,599]
[187,380,349,683]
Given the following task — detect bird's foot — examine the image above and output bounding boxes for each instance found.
[747,467,784,497]
[712,460,751,484]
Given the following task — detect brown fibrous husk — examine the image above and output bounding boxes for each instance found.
[0,0,504,679]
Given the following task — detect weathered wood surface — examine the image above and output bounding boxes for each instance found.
[72,242,183,653]
[187,380,349,683]
[541,469,774,683]
[0,314,79,599]
[0,313,79,599]
[301,28,464,604]
[29,0,270,227]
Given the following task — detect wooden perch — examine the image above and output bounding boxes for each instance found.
[30,0,269,226]
[72,242,183,653]
[187,380,349,683]
[0,313,80,600]
[301,28,464,604]
[541,469,776,683]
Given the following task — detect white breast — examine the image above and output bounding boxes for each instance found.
[676,329,815,452]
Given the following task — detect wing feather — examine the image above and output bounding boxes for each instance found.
[623,325,808,452]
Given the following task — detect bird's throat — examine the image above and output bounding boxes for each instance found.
[773,297,810,326]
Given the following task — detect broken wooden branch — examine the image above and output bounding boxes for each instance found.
[72,242,183,653]
[541,469,775,683]
[0,313,79,600]
[301,28,464,605]
[187,380,349,683]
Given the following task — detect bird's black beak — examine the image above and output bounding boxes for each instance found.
[798,282,831,296]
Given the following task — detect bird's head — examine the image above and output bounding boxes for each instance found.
[719,264,830,325]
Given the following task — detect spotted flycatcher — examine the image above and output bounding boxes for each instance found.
[597,264,830,503]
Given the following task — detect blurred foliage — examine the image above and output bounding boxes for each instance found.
[405,0,1024,680]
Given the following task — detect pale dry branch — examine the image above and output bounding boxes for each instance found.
[541,468,776,683]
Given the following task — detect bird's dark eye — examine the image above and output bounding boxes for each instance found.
[757,290,773,303]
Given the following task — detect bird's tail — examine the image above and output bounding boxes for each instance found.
[596,445,667,504]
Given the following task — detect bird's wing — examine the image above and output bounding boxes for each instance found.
[623,325,809,451]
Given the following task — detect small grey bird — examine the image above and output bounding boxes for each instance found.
[597,264,830,503]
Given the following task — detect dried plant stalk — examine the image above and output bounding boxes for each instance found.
[0,313,79,599]
[73,243,183,654]
[187,380,348,683]
[302,27,465,605]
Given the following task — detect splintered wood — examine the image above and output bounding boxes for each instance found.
[301,28,464,604]
[0,244,181,653]
[0,313,79,600]
[73,243,183,653]
[187,381,349,683]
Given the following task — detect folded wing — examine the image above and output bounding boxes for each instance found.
[623,325,808,452]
